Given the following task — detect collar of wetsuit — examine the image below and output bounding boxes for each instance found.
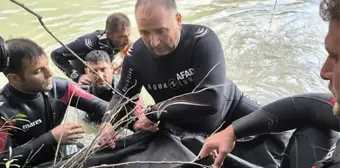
[105,36,120,52]
[0,36,10,72]
[92,79,114,93]
[7,83,41,100]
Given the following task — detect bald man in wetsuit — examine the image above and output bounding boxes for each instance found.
[0,38,108,167]
[99,0,292,167]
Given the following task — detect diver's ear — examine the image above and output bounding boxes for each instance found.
[176,13,182,27]
[7,73,21,85]
[85,67,89,74]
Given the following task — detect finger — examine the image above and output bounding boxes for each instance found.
[85,77,91,82]
[80,80,90,85]
[67,140,77,144]
[69,127,86,135]
[100,135,115,147]
[213,151,228,168]
[113,134,121,141]
[110,143,116,148]
[83,77,91,83]
[68,134,84,140]
[199,143,215,159]
[143,125,158,132]
[151,125,159,132]
[134,122,142,131]
[108,139,116,148]
[212,150,218,158]
[99,136,107,145]
[69,124,84,129]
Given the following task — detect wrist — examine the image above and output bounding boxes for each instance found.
[49,130,58,145]
[224,125,237,141]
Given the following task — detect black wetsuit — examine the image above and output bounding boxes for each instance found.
[0,77,108,167]
[231,93,340,168]
[80,80,114,102]
[51,30,122,82]
[106,24,291,167]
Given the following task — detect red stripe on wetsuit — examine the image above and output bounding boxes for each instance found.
[60,83,93,105]
[0,120,13,152]
[329,97,336,106]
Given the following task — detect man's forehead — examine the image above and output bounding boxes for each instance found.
[136,2,170,20]
[115,28,131,35]
[136,8,170,32]
[325,19,340,54]
[88,61,110,67]
[23,55,46,67]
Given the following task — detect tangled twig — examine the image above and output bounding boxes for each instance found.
[89,160,212,168]
[53,90,77,166]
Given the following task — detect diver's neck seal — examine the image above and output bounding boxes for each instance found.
[0,36,10,72]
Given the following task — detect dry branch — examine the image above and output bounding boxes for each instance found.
[89,160,212,168]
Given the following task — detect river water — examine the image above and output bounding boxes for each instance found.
[0,0,330,145]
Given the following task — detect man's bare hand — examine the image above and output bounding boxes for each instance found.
[98,122,120,148]
[51,123,85,144]
[133,114,159,132]
[199,125,237,168]
[78,74,91,85]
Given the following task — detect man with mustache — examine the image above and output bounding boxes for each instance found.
[99,0,292,167]
[51,12,132,85]
[199,0,340,167]
[81,50,144,116]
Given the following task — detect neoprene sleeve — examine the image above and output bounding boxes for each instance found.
[232,93,340,139]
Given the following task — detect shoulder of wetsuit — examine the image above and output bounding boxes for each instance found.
[0,96,10,120]
[0,85,17,120]
[175,24,215,51]
[50,77,71,96]
[189,24,216,43]
[74,30,103,51]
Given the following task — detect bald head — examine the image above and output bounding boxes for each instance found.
[134,0,182,56]
[135,0,177,13]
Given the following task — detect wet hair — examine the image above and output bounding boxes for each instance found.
[320,0,340,21]
[85,50,111,64]
[135,0,177,13]
[3,38,45,76]
[105,12,131,33]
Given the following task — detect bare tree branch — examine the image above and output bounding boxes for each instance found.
[53,90,76,166]
[193,62,220,92]
[88,160,212,168]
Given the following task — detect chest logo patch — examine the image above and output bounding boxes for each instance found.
[147,68,195,91]
[22,119,42,130]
